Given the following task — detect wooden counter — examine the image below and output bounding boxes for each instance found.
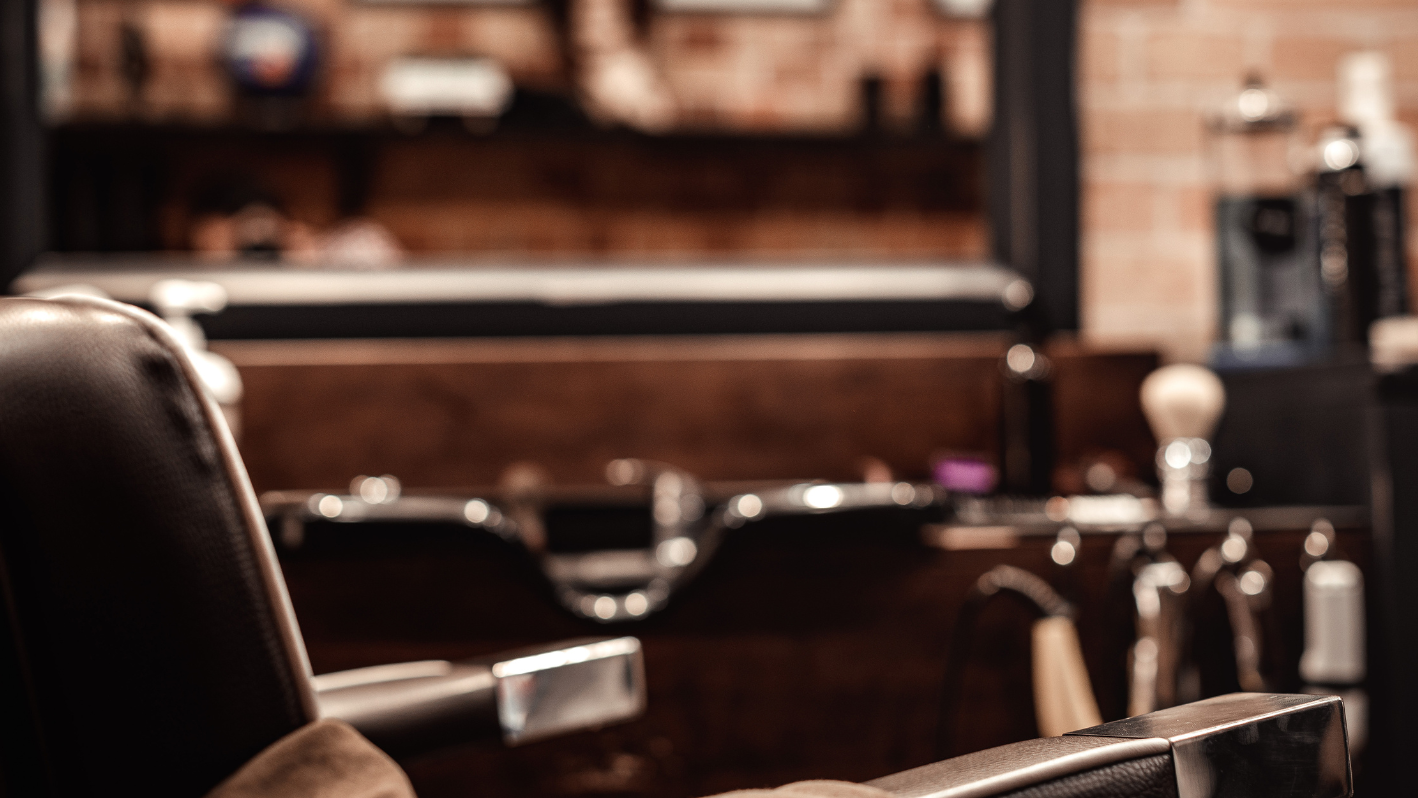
[212,334,1158,495]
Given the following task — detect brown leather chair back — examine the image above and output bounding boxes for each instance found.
[0,297,316,797]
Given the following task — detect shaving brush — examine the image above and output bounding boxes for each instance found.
[1140,365,1226,516]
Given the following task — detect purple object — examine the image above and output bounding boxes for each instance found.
[934,458,997,494]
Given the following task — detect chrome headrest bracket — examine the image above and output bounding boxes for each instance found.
[485,636,646,746]
[1069,693,1350,798]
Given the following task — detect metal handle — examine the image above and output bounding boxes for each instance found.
[1069,693,1350,798]
[875,693,1350,798]
[313,636,645,755]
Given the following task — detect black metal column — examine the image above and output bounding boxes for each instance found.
[1,0,44,292]
[1367,372,1418,793]
[990,0,1079,333]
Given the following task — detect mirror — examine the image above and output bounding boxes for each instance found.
[10,0,1080,336]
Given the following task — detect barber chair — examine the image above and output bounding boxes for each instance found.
[0,297,1353,798]
[0,297,643,797]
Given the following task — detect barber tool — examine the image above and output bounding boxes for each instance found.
[1184,517,1278,699]
[1109,524,1189,717]
[1140,364,1226,518]
[938,565,1101,754]
[1299,518,1368,755]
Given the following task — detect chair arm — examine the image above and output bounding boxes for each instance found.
[867,693,1349,798]
[313,636,645,758]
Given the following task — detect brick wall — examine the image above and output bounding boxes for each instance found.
[65,0,985,135]
[1078,0,1418,361]
[59,0,990,260]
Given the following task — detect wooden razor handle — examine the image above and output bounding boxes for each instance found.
[1031,616,1103,737]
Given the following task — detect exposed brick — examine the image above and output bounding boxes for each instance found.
[1271,37,1359,82]
[141,2,224,62]
[1083,0,1178,6]
[1387,35,1418,84]
[1081,27,1122,83]
[462,10,565,81]
[1085,108,1205,154]
[281,0,343,21]
[1085,183,1156,232]
[1085,252,1210,315]
[672,20,726,53]
[1210,0,1415,8]
[420,10,467,55]
[337,9,426,63]
[1144,30,1247,82]
[1169,185,1213,235]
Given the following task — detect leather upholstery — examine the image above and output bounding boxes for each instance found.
[0,297,316,797]
[312,660,501,757]
[994,754,1176,798]
[869,693,1348,798]
[737,751,1175,798]
[204,720,415,798]
[867,736,1170,798]
[712,780,895,798]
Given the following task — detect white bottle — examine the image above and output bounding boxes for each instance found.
[1299,522,1367,755]
[1340,52,1414,190]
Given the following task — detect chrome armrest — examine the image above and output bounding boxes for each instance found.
[868,693,1349,798]
[313,637,645,757]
